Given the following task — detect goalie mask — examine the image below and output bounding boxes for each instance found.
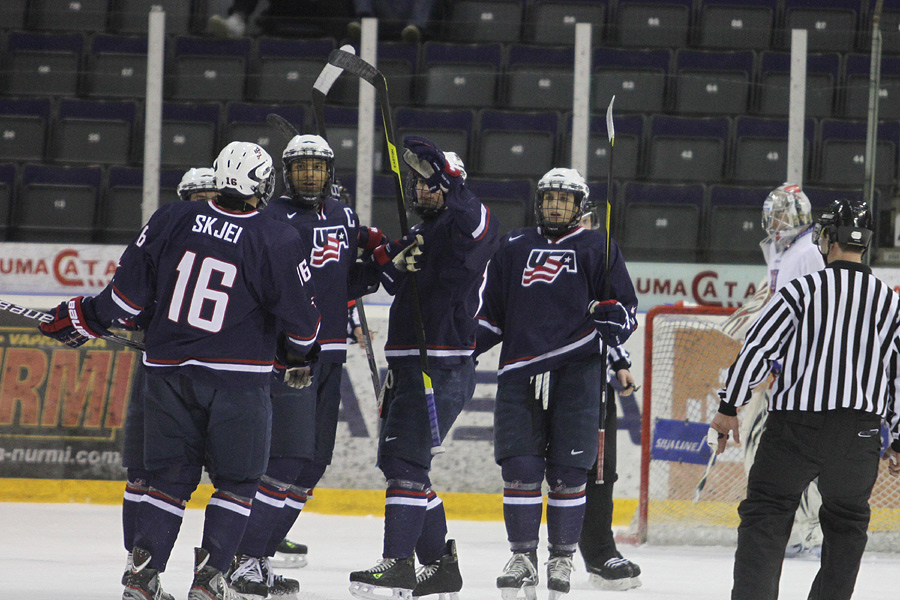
[177,167,217,202]
[214,141,276,210]
[535,168,589,237]
[282,134,335,209]
[762,183,812,250]
[405,151,466,219]
[812,198,873,255]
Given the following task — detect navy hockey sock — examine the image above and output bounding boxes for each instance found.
[546,465,587,554]
[416,488,449,564]
[502,480,543,552]
[123,470,150,552]
[237,475,291,557]
[384,479,428,558]
[264,484,312,556]
[201,484,255,572]
[134,487,188,571]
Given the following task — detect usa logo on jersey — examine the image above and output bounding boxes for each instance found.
[522,249,577,286]
[311,225,349,267]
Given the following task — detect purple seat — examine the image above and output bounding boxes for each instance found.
[648,115,730,182]
[225,102,305,169]
[465,177,533,235]
[28,0,109,32]
[84,34,148,98]
[447,0,524,43]
[506,44,574,111]
[159,102,221,169]
[0,98,52,162]
[421,42,503,108]
[52,98,138,165]
[674,49,754,115]
[697,0,777,49]
[758,51,840,118]
[593,47,672,113]
[525,0,607,45]
[248,37,334,103]
[783,0,859,52]
[476,109,559,178]
[619,181,705,262]
[844,54,900,120]
[111,0,194,35]
[614,0,693,48]
[562,114,644,181]
[395,108,475,164]
[15,164,102,243]
[707,184,770,263]
[3,31,83,96]
[732,116,815,184]
[817,119,899,187]
[330,42,419,107]
[170,36,251,102]
[319,106,384,178]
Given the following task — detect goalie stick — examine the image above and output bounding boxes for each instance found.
[327,47,444,455]
[695,428,725,502]
[0,298,145,351]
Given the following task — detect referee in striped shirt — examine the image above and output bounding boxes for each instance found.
[709,198,900,600]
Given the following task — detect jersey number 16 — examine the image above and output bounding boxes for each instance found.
[168,250,236,333]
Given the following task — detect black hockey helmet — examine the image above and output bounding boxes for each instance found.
[812,198,873,252]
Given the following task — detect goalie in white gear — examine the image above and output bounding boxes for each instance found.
[177,167,218,203]
[738,183,825,558]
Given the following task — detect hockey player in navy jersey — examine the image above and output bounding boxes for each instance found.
[39,141,321,600]
[348,136,499,600]
[119,166,220,593]
[228,134,384,597]
[475,168,637,600]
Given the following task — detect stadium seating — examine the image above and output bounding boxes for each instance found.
[420,42,503,108]
[319,106,384,177]
[111,0,194,35]
[83,34,148,99]
[757,52,840,119]
[0,163,15,240]
[696,0,777,49]
[247,37,334,104]
[782,0,860,52]
[592,47,672,114]
[2,31,83,97]
[14,164,101,243]
[329,43,419,107]
[732,116,815,185]
[28,0,109,32]
[613,0,693,48]
[101,167,185,244]
[706,184,769,264]
[447,0,524,43]
[0,0,27,30]
[674,49,754,115]
[505,44,574,111]
[158,102,221,169]
[51,98,137,165]
[224,102,305,165]
[618,181,705,262]
[465,177,533,234]
[561,114,644,181]
[524,0,606,45]
[395,107,475,164]
[0,97,52,163]
[880,5,900,55]
[817,119,899,187]
[585,180,618,233]
[475,109,559,178]
[169,36,250,102]
[844,54,900,120]
[647,115,730,182]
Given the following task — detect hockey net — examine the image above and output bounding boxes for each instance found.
[633,303,900,550]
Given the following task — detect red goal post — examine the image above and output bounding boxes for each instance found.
[631,302,900,550]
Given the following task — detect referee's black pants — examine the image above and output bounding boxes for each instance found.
[732,409,882,600]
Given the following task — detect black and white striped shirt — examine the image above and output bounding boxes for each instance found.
[718,261,900,436]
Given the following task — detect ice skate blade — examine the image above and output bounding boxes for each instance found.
[499,586,537,600]
[413,593,459,600]
[349,581,412,600]
[270,554,307,569]
[588,573,642,591]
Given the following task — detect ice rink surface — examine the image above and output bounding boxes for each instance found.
[1,502,898,599]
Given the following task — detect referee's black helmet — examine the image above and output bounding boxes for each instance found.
[813,198,873,251]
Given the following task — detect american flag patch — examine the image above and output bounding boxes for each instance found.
[310,225,349,267]
[521,249,577,286]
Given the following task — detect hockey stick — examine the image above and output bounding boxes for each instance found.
[695,428,725,502]
[597,96,616,484]
[327,48,444,455]
[0,298,145,351]
[310,45,382,401]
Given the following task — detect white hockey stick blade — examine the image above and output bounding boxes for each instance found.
[606,95,616,144]
[314,44,355,95]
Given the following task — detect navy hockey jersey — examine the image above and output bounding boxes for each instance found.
[476,226,637,382]
[263,195,367,363]
[381,184,499,368]
[90,200,321,389]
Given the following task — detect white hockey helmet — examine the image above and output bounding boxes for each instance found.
[177,167,216,201]
[213,141,276,208]
[282,134,335,209]
[535,167,590,236]
[762,182,812,249]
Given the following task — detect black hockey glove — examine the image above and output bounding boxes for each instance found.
[39,296,112,348]
[372,234,424,273]
[402,135,464,193]
[589,299,636,347]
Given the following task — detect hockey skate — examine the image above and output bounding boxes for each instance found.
[122,551,133,585]
[188,547,246,600]
[228,554,269,598]
[122,547,175,600]
[413,539,462,600]
[546,554,574,599]
[496,551,538,600]
[270,538,308,568]
[586,557,642,591]
[260,556,300,597]
[349,556,416,600]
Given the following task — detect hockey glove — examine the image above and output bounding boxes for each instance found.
[284,365,313,389]
[39,296,112,348]
[357,226,388,259]
[402,135,464,193]
[589,299,636,347]
[372,234,424,272]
